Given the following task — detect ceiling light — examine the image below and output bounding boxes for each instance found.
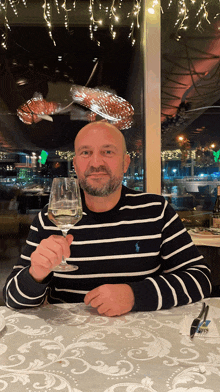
[16,78,28,86]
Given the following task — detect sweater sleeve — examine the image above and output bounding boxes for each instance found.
[128,202,212,311]
[3,209,53,309]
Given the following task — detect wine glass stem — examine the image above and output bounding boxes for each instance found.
[61,230,68,266]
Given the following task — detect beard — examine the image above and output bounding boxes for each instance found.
[78,165,123,197]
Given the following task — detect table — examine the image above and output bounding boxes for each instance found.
[188,229,220,247]
[188,229,220,286]
[0,298,220,391]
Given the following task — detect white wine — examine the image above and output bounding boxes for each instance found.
[48,207,83,232]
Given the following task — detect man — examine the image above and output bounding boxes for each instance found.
[3,121,211,315]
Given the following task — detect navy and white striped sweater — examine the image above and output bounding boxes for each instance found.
[3,186,212,311]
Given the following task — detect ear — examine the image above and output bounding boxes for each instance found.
[123,153,130,173]
[72,156,77,175]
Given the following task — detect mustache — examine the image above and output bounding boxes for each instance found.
[85,166,111,177]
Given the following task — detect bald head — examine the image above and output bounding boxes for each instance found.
[74,121,127,155]
[73,121,130,199]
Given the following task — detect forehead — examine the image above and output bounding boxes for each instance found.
[75,126,123,151]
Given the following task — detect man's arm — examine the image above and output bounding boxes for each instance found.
[84,203,212,315]
[3,209,72,309]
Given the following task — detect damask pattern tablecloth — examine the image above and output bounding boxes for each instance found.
[0,298,220,392]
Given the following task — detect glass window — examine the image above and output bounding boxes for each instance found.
[161,1,220,228]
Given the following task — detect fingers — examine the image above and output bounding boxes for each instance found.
[48,235,71,259]
[39,235,72,262]
[30,234,73,282]
[84,289,111,315]
[37,246,61,268]
[84,284,134,317]
[102,309,116,317]
[95,303,111,315]
[90,296,103,309]
[66,234,73,246]
[84,287,100,305]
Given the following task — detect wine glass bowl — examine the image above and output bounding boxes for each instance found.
[48,177,82,272]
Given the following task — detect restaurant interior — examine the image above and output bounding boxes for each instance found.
[1,0,220,301]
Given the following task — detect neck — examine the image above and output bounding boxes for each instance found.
[84,186,122,212]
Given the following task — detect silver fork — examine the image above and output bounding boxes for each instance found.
[198,305,209,335]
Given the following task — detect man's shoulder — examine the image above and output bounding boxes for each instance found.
[122,186,165,204]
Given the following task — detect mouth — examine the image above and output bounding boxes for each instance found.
[87,172,109,177]
[86,173,109,184]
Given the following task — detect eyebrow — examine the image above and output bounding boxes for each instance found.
[76,144,118,152]
[101,144,118,150]
[76,145,91,152]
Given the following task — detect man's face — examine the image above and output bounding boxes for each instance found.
[73,123,130,197]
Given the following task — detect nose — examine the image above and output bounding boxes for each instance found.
[89,151,104,167]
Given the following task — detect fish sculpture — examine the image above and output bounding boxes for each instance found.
[17,93,60,125]
[70,85,134,130]
[17,86,134,130]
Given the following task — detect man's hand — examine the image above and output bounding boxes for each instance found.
[84,284,135,317]
[29,234,73,282]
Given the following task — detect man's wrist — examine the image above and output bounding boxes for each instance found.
[29,266,48,283]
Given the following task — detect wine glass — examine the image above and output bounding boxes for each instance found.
[48,177,82,272]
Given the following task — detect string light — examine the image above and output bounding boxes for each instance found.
[1,1,219,50]
[42,0,56,46]
[108,0,120,40]
[56,150,75,161]
[61,0,71,31]
[128,0,141,45]
[0,1,11,49]
[89,0,102,46]
[161,149,197,161]
[54,0,60,14]
[164,0,216,38]
[0,151,8,161]
[0,0,143,49]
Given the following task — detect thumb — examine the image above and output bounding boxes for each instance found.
[66,234,73,246]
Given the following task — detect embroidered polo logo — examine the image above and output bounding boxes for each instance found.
[135,241,140,253]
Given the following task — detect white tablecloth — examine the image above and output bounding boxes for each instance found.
[0,298,220,392]
[188,229,220,247]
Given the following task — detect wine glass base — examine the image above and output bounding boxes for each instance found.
[52,264,79,272]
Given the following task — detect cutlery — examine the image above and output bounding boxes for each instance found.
[198,305,209,335]
[190,302,207,339]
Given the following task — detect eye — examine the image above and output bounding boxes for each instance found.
[80,150,91,157]
[103,150,115,156]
